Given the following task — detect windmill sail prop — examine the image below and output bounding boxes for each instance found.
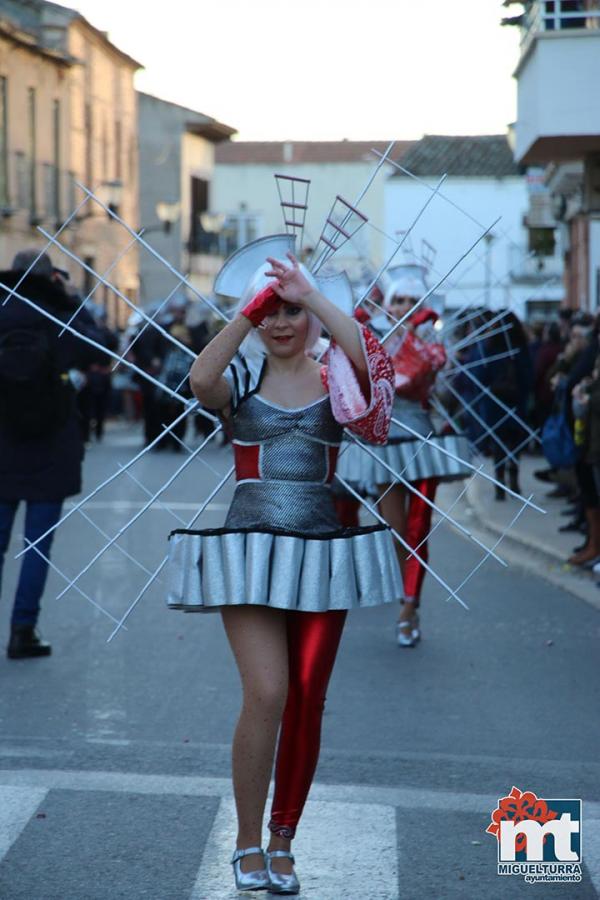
[275,173,310,250]
[2,158,544,640]
[309,195,368,273]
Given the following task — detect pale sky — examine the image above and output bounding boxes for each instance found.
[64,0,520,141]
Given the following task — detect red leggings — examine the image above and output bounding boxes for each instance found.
[268,609,347,839]
[404,478,438,606]
[333,480,438,607]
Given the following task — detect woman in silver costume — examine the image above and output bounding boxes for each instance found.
[167,251,399,894]
[337,275,470,649]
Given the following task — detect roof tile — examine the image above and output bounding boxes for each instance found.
[215,140,413,165]
[390,134,520,177]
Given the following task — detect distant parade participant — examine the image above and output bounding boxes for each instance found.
[167,240,398,894]
[337,275,470,647]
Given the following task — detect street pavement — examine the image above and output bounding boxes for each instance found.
[0,422,599,900]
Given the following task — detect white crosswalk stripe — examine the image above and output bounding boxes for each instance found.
[0,771,598,897]
[190,795,398,900]
[0,785,47,860]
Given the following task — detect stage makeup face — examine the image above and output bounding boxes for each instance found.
[258,303,310,358]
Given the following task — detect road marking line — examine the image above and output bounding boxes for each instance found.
[1,769,599,819]
[190,796,398,900]
[0,785,47,861]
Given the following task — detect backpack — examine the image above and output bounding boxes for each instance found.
[541,387,577,469]
[0,327,73,438]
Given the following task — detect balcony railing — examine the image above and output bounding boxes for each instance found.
[521,0,600,52]
[1,151,76,227]
[508,244,564,283]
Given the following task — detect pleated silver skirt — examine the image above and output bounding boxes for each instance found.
[166,525,402,613]
[336,432,472,488]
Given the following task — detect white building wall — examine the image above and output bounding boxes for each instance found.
[515,32,600,162]
[211,160,387,272]
[384,174,563,318]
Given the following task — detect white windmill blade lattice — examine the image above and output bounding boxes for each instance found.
[1,192,92,308]
[14,402,201,561]
[75,182,229,323]
[334,473,470,610]
[54,426,222,602]
[370,147,563,314]
[389,414,543,512]
[59,231,142,337]
[76,504,166,580]
[111,275,189,372]
[443,355,537,449]
[347,433,507,567]
[0,277,202,413]
[4,162,543,634]
[38,226,199,363]
[24,539,127,628]
[443,497,532,603]
[421,239,437,271]
[355,175,447,310]
[394,229,415,259]
[379,217,502,344]
[445,346,520,375]
[370,148,545,279]
[275,174,310,251]
[106,464,236,642]
[309,196,369,273]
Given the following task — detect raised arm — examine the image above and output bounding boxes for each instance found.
[189,284,281,410]
[189,315,251,410]
[266,254,367,380]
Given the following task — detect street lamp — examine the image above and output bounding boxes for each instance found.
[155,201,181,235]
[484,232,495,307]
[98,179,124,218]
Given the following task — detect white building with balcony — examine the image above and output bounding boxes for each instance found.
[384,134,564,320]
[504,0,600,309]
[211,141,413,280]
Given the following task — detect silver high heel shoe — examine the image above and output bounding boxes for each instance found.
[231,847,271,892]
[395,618,416,648]
[411,610,421,645]
[265,850,300,895]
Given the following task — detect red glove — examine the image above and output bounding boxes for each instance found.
[353,306,371,324]
[240,284,282,327]
[410,307,438,328]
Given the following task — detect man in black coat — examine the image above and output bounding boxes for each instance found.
[0,249,96,659]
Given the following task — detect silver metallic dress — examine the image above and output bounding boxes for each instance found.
[336,325,471,489]
[166,353,402,613]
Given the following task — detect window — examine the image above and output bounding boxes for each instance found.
[84,101,93,186]
[27,87,37,218]
[82,256,96,298]
[52,98,60,222]
[189,176,210,251]
[221,212,260,256]
[528,226,556,257]
[0,76,8,209]
[114,120,122,180]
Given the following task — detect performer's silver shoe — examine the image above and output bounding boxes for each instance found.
[395,618,416,648]
[265,850,300,895]
[411,611,421,644]
[231,847,271,892]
